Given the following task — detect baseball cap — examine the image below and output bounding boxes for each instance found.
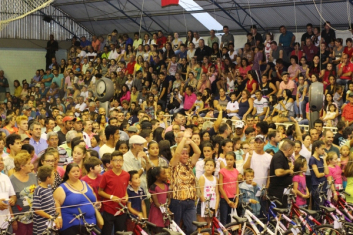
[75,117,83,122]
[141,122,152,130]
[127,126,139,133]
[63,116,76,122]
[21,134,30,142]
[255,135,265,142]
[235,121,245,129]
[129,135,146,144]
[281,71,289,76]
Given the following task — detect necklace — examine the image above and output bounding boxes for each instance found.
[67,180,85,192]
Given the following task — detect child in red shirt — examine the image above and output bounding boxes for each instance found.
[81,157,103,200]
[98,151,130,234]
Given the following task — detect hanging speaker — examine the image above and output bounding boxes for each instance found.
[95,77,114,102]
[43,16,52,23]
[309,82,323,128]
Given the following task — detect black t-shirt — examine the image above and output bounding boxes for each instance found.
[269,150,292,190]
[320,50,330,69]
[333,132,343,146]
[57,130,66,145]
[301,32,314,45]
[321,29,336,44]
[195,46,212,62]
[153,60,166,74]
[253,33,263,44]
[159,79,169,101]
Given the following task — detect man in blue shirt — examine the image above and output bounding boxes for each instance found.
[264,131,280,153]
[80,36,91,51]
[123,34,133,51]
[279,25,295,59]
[29,121,48,155]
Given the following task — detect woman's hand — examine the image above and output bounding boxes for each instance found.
[94,201,102,209]
[55,217,62,229]
[228,201,235,208]
[184,129,193,139]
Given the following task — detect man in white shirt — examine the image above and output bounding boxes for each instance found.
[0,155,16,230]
[108,44,124,61]
[243,135,272,189]
[76,47,87,63]
[81,58,89,74]
[99,125,120,157]
[192,31,203,49]
[83,120,93,148]
[243,134,272,214]
[253,90,269,121]
[74,96,87,117]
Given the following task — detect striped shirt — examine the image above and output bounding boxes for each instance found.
[33,186,56,235]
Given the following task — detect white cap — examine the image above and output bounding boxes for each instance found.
[129,135,147,144]
[235,121,245,129]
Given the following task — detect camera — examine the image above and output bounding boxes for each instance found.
[173,91,177,96]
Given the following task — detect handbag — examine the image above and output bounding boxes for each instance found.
[80,191,104,229]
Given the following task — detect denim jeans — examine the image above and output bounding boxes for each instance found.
[219,198,232,225]
[312,182,327,211]
[337,78,350,90]
[169,199,197,235]
[294,97,308,116]
[299,119,309,125]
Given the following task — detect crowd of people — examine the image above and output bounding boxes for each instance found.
[0,21,353,235]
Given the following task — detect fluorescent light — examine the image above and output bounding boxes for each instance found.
[179,0,203,11]
[191,13,223,30]
[179,0,223,31]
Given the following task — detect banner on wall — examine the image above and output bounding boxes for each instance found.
[161,0,179,7]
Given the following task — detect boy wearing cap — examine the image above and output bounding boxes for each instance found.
[57,116,75,145]
[234,121,245,139]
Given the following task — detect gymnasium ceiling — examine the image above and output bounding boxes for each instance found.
[52,0,353,36]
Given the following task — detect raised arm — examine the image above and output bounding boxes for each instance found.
[169,129,192,167]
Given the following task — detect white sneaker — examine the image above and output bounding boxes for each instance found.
[298,117,303,122]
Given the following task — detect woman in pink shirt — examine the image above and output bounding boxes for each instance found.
[288,55,301,81]
[239,58,252,79]
[119,84,131,103]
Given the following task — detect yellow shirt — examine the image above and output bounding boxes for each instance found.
[14,86,23,98]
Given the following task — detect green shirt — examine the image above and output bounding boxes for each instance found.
[0,77,9,93]
[43,74,54,88]
[207,36,219,47]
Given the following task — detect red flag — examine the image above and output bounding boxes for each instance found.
[161,0,179,7]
